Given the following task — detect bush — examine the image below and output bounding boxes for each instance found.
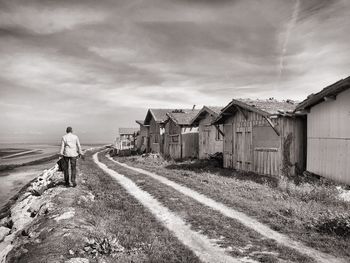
[306,211,350,238]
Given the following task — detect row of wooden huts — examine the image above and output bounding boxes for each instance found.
[133,77,350,185]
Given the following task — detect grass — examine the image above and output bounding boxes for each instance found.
[116,155,350,260]
[6,150,200,263]
[101,154,312,262]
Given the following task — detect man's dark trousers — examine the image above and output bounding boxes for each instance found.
[63,156,77,186]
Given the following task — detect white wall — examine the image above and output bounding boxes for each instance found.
[307,88,350,184]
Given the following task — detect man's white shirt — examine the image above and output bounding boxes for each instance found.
[60,133,82,157]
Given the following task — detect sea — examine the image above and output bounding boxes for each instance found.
[0,143,104,212]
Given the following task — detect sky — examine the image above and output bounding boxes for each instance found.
[0,0,349,144]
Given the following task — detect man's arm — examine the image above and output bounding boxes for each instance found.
[76,136,83,155]
[60,137,64,156]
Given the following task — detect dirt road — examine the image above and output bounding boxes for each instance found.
[95,152,348,263]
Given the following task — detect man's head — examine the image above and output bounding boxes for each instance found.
[66,127,73,133]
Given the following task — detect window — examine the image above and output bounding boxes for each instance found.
[171,135,179,143]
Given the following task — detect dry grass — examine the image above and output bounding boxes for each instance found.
[116,155,350,260]
[6,150,200,263]
[101,154,312,263]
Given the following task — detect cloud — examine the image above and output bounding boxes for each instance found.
[0,2,107,34]
[0,0,350,143]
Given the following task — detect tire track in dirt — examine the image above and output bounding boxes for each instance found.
[93,153,255,263]
[107,155,347,263]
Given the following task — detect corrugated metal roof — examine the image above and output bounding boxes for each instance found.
[119,128,139,135]
[296,76,350,111]
[167,109,200,126]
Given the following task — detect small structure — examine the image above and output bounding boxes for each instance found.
[135,120,150,153]
[144,109,174,153]
[163,109,200,160]
[117,128,139,150]
[190,106,224,159]
[214,99,305,177]
[295,76,350,184]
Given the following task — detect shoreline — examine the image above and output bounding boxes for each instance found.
[0,154,59,173]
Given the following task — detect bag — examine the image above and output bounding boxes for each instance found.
[57,158,65,172]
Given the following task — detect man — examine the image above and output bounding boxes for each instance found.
[59,127,83,187]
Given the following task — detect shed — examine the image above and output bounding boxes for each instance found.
[214,99,305,177]
[295,76,350,184]
[144,109,174,153]
[117,128,139,150]
[135,120,150,153]
[163,109,200,160]
[190,106,224,159]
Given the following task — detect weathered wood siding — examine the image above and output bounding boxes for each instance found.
[223,109,305,177]
[198,113,223,159]
[182,132,199,159]
[164,118,181,159]
[307,88,350,184]
[223,116,233,168]
[164,119,199,160]
[149,118,162,153]
[137,125,149,152]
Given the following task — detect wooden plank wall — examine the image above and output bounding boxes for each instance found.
[306,88,350,184]
[223,117,233,168]
[164,118,182,159]
[149,118,161,153]
[223,108,305,177]
[182,132,199,159]
[198,113,223,159]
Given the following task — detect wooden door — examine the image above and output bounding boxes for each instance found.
[223,123,233,168]
[236,126,252,171]
[203,129,210,158]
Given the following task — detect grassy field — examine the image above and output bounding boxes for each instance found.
[116,154,350,261]
[6,150,200,263]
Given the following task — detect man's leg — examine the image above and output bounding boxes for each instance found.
[62,157,70,186]
[70,157,77,187]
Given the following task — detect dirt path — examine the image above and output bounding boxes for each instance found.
[93,153,256,263]
[107,155,347,263]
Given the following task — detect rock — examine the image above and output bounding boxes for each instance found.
[69,249,75,255]
[54,209,75,222]
[0,216,11,228]
[0,226,10,242]
[65,258,89,263]
[10,195,37,231]
[28,196,44,215]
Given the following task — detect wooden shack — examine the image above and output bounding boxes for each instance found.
[117,128,139,150]
[295,76,350,185]
[190,106,224,159]
[144,109,174,153]
[163,109,200,160]
[135,120,149,153]
[214,99,305,177]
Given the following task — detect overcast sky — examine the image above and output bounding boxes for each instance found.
[1,0,349,144]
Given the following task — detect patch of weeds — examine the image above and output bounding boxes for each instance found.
[306,211,350,238]
[277,177,339,203]
[83,236,126,258]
